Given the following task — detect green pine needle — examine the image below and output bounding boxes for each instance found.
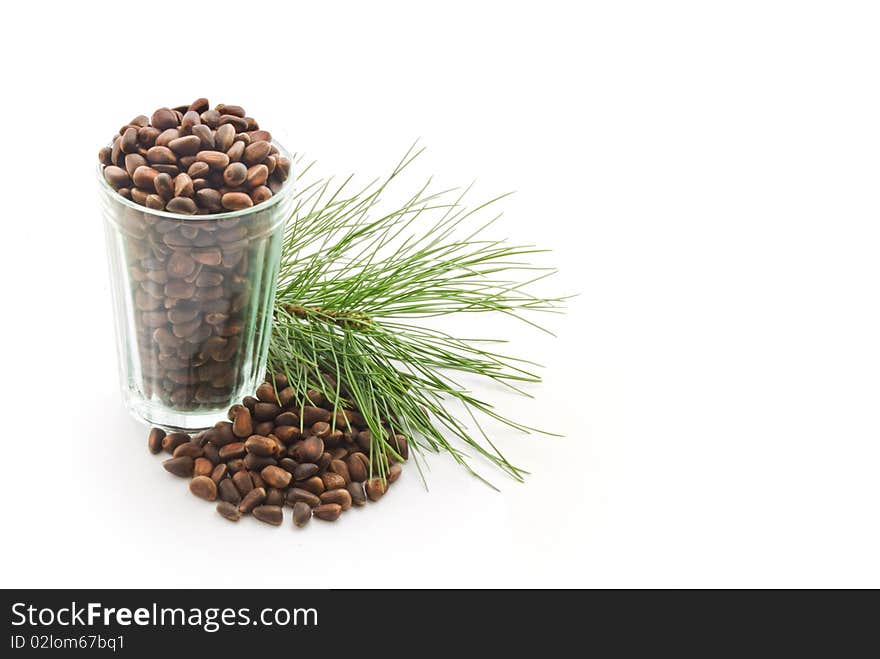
[268,143,567,486]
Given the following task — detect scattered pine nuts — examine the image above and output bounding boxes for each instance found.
[151,373,405,528]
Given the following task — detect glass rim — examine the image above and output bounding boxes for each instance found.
[96,139,296,221]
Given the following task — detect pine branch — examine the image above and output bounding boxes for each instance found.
[269,144,566,485]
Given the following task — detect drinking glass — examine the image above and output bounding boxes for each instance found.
[99,144,294,430]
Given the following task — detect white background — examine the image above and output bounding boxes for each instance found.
[1,0,878,588]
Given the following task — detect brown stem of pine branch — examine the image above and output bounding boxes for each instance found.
[279,303,373,329]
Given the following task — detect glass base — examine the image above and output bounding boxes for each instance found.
[123,393,228,433]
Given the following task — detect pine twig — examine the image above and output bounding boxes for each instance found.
[269,144,567,485]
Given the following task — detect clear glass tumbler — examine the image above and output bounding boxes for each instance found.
[99,144,294,431]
